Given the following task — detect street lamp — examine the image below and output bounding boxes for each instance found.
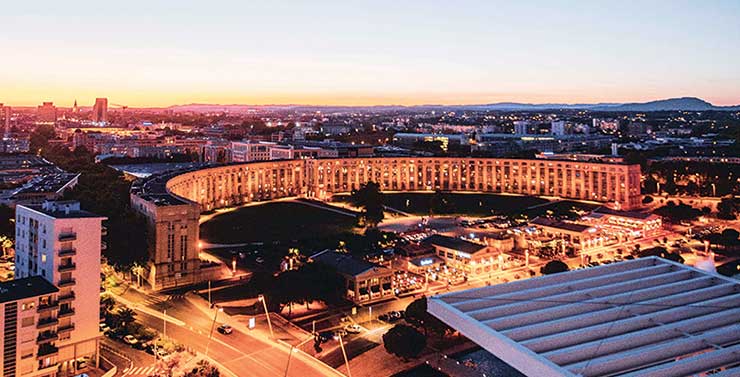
[258,294,274,339]
[205,306,223,356]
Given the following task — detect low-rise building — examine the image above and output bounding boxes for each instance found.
[309,250,394,304]
[424,235,503,277]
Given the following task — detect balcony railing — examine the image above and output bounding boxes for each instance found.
[36,301,59,313]
[58,292,75,303]
[57,308,75,318]
[58,263,76,273]
[37,343,59,358]
[58,278,76,287]
[57,324,75,333]
[58,232,76,242]
[36,332,58,344]
[101,226,108,236]
[58,248,76,257]
[36,317,59,329]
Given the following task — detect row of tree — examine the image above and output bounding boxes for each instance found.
[30,125,149,269]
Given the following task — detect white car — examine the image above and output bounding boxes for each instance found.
[123,335,138,345]
[344,324,362,334]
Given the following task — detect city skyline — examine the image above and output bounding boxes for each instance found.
[2,1,740,107]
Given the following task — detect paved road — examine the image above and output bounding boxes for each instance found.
[125,294,332,377]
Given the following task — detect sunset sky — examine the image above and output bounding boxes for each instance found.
[2,1,739,107]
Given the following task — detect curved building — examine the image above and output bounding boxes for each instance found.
[132,157,641,289]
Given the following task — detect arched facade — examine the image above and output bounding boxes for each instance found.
[135,157,641,290]
[166,157,642,211]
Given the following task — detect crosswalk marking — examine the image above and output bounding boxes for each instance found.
[139,293,184,307]
[122,365,157,376]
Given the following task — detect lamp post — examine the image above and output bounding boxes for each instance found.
[205,306,223,356]
[337,333,353,377]
[258,294,274,339]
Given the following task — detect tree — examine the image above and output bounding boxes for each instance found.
[184,360,220,377]
[654,202,701,222]
[29,124,56,152]
[101,295,116,313]
[351,182,385,227]
[41,145,149,270]
[117,307,137,328]
[717,198,739,220]
[541,260,569,275]
[383,324,426,360]
[404,297,451,337]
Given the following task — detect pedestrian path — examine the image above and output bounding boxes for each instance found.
[122,365,158,376]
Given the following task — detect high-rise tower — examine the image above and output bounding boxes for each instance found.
[91,98,107,124]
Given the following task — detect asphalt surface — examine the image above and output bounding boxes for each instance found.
[128,294,331,377]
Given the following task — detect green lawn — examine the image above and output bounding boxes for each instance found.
[199,201,357,245]
[334,192,549,217]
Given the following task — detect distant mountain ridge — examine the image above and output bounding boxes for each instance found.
[167,97,740,113]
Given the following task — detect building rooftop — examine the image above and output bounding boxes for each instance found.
[531,217,593,233]
[429,257,740,377]
[423,234,488,255]
[310,250,388,277]
[13,172,78,194]
[593,206,659,220]
[0,276,59,303]
[22,200,104,219]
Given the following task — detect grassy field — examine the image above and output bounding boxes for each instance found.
[200,201,357,245]
[523,200,600,219]
[334,192,549,217]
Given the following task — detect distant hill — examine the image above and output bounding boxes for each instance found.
[166,97,740,113]
[591,97,725,112]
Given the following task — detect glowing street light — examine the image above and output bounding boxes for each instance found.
[258,294,274,339]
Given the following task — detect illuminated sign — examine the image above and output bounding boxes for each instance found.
[420,258,434,266]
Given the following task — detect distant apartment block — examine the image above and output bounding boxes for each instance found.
[91,98,107,124]
[36,103,57,124]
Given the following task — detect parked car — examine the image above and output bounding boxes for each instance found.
[317,331,334,343]
[217,324,233,335]
[378,313,391,322]
[333,329,348,339]
[344,324,362,334]
[99,323,110,333]
[123,335,139,345]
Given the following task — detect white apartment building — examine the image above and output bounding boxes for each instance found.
[230,140,276,162]
[1,276,60,377]
[14,201,105,376]
[551,120,566,136]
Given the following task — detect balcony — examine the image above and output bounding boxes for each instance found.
[58,232,76,242]
[58,278,76,287]
[37,332,58,344]
[58,263,76,273]
[58,248,76,257]
[101,241,107,251]
[37,343,59,358]
[58,292,75,303]
[37,301,58,313]
[58,308,75,318]
[57,324,75,333]
[101,226,108,236]
[36,317,59,329]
